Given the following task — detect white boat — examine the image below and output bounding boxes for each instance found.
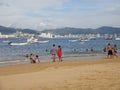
[8,37,38,46]
[38,40,49,43]
[115,37,120,40]
[69,39,78,42]
[80,39,90,42]
[89,36,96,40]
[27,37,39,43]
[8,37,49,45]
[3,40,10,43]
[9,42,28,46]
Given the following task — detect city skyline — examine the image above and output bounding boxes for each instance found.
[0,0,120,30]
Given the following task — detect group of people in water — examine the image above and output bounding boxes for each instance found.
[106,43,118,58]
[26,53,40,63]
[26,44,62,63]
[26,43,118,63]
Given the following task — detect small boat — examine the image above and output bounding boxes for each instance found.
[8,41,28,46]
[27,37,39,43]
[80,39,89,42]
[69,39,78,42]
[38,40,49,43]
[8,37,38,46]
[8,37,49,45]
[115,37,120,40]
[3,40,10,43]
[89,37,96,40]
[105,38,113,40]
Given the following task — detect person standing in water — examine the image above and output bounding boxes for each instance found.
[50,44,57,62]
[113,44,118,58]
[107,43,113,58]
[57,45,62,62]
[29,53,34,63]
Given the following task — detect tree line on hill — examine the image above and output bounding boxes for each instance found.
[0,25,120,35]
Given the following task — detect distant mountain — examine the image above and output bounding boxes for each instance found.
[0,26,16,34]
[40,26,120,35]
[0,25,120,35]
[0,26,39,34]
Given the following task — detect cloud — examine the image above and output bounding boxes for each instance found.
[0,0,120,30]
[0,2,10,7]
[34,21,56,30]
[2,0,69,10]
[0,0,66,29]
[103,3,120,14]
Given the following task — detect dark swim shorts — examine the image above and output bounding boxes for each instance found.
[108,50,113,55]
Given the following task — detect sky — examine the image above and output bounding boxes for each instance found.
[0,0,120,31]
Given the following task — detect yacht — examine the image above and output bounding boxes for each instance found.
[8,37,38,46]
[27,37,39,43]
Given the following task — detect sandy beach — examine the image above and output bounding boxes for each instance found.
[0,57,120,90]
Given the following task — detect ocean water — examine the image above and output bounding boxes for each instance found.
[0,37,120,66]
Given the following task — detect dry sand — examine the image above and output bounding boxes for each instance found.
[0,58,120,90]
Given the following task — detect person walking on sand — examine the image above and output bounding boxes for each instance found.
[57,45,62,62]
[107,43,113,58]
[113,44,118,58]
[50,44,57,62]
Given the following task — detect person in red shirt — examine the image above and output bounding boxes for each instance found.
[57,45,62,62]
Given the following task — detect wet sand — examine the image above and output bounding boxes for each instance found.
[0,57,120,90]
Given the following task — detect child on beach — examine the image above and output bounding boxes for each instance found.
[57,45,62,62]
[34,55,40,63]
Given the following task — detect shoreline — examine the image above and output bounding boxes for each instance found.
[0,57,119,76]
[0,52,107,67]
